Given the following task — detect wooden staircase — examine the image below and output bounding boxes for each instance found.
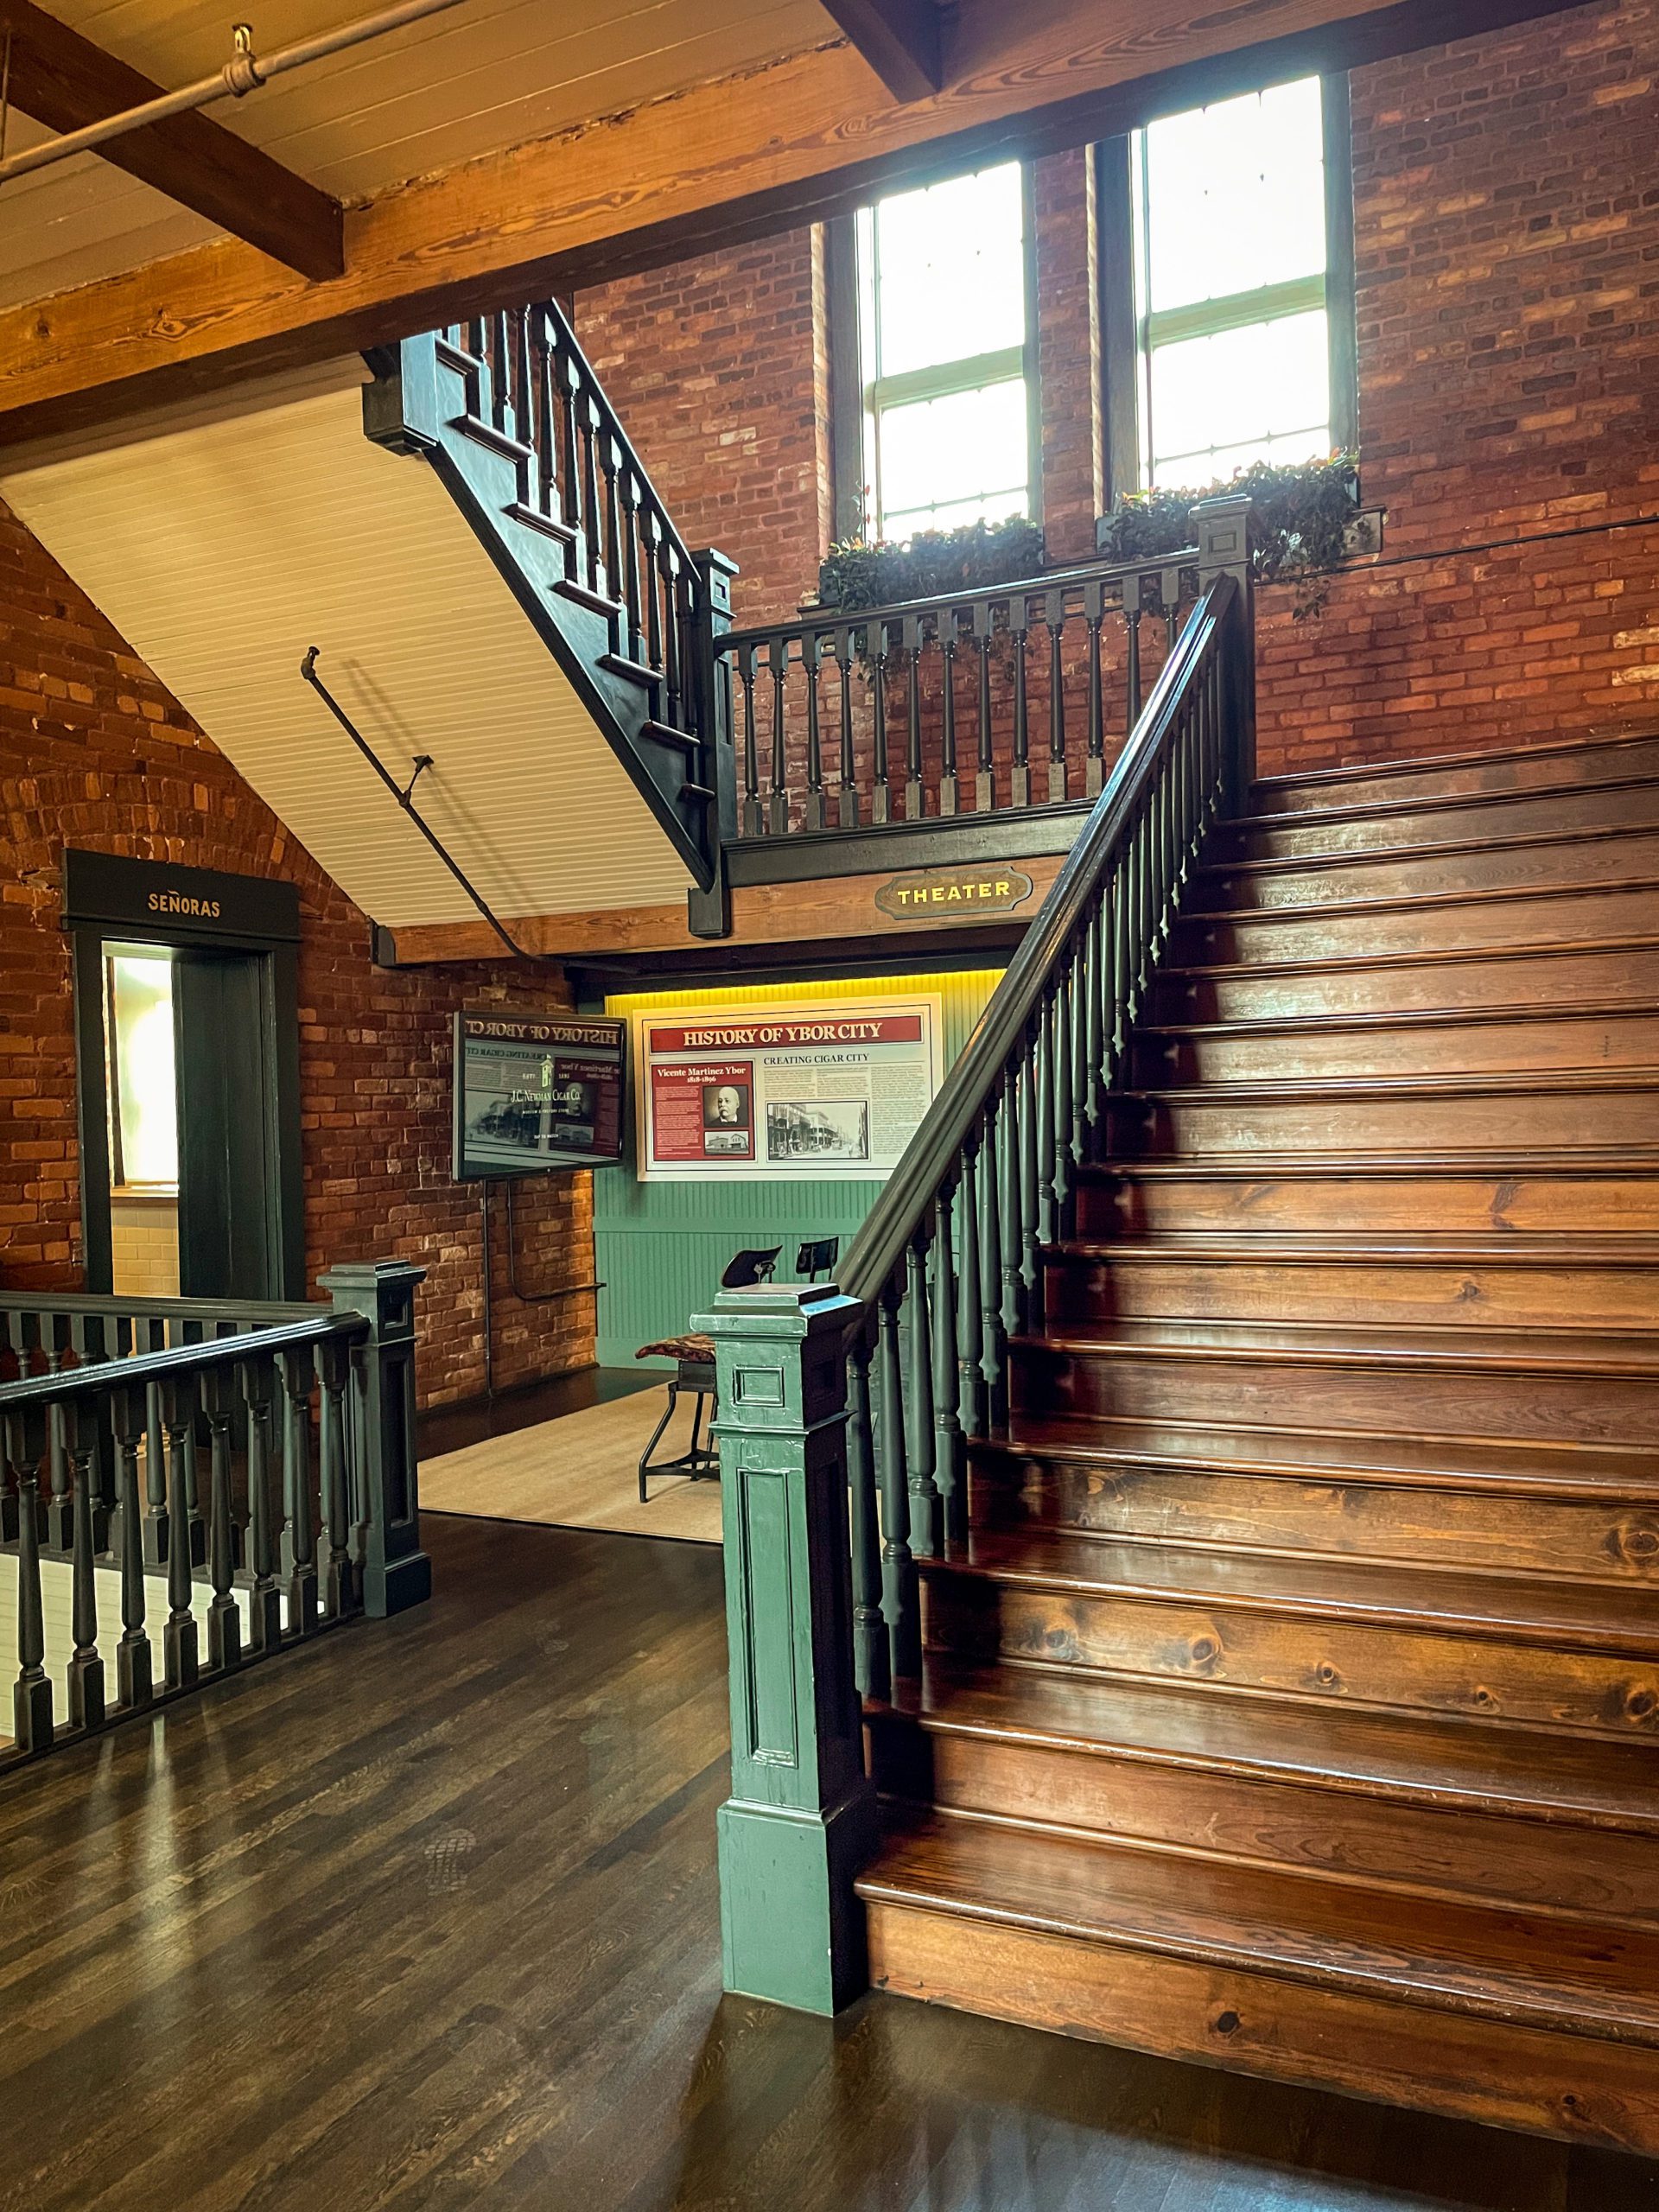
[856,728,1659,2152]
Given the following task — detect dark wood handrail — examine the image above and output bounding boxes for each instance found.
[839,570,1239,1313]
[715,544,1200,655]
[0,1290,318,1323]
[0,1310,367,1409]
[534,296,698,575]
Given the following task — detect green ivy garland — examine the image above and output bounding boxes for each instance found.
[817,515,1046,613]
[1097,453,1361,618]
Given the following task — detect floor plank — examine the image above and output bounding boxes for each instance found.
[1,1512,1655,2210]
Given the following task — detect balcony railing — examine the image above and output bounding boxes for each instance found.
[714,550,1200,843]
[0,1262,427,1773]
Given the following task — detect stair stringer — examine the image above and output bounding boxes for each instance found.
[364,335,718,892]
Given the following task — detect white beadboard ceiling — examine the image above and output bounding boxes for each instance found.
[0,0,828,309]
[0,359,695,927]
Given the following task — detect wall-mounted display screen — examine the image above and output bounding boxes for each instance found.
[634,995,944,1182]
[453,1011,626,1180]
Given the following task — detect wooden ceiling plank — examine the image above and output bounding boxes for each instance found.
[818,0,942,103]
[0,0,1580,446]
[0,0,344,280]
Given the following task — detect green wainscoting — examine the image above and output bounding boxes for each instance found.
[594,971,1003,1367]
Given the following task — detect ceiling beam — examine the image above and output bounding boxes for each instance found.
[0,0,1579,450]
[0,0,344,282]
[819,0,943,103]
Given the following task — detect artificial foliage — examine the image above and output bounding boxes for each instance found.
[817,515,1046,613]
[1097,453,1361,616]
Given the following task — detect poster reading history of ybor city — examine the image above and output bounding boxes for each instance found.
[635,997,944,1182]
[453,1011,626,1179]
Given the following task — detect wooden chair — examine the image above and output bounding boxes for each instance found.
[635,1246,783,1501]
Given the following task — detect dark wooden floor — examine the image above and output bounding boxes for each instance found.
[3,1513,1656,2212]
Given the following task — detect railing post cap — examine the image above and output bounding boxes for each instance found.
[317,1258,426,1327]
[690,545,741,577]
[1193,493,1254,571]
[693,1281,860,1339]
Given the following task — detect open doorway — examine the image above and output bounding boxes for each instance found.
[65,851,304,1302]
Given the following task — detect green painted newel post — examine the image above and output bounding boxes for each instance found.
[695,1281,876,2014]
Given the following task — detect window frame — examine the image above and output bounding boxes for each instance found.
[826,161,1043,545]
[1096,71,1357,501]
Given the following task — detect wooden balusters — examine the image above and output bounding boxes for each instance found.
[737,643,761,837]
[1052,964,1076,1237]
[620,466,645,664]
[281,1348,319,1636]
[803,629,825,830]
[662,543,685,729]
[938,611,959,816]
[999,1064,1024,1355]
[201,1363,242,1675]
[1047,587,1068,802]
[872,620,892,824]
[978,1098,1007,1430]
[904,1230,938,1562]
[847,1329,887,1700]
[1084,579,1106,798]
[1029,1010,1052,1294]
[1010,600,1031,808]
[579,392,604,600]
[768,633,790,833]
[241,1351,283,1655]
[556,350,583,556]
[317,1336,357,1619]
[159,1375,200,1692]
[903,613,925,820]
[110,1384,153,1713]
[875,1278,918,1682]
[62,1399,105,1732]
[835,626,859,829]
[1126,578,1144,726]
[931,1189,966,1552]
[956,1138,987,1446]
[45,1391,73,1553]
[643,508,664,677]
[973,600,995,811]
[5,1405,53,1752]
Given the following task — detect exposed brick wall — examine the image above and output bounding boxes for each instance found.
[1255,0,1659,772]
[576,232,832,626]
[575,0,1659,776]
[0,499,595,1408]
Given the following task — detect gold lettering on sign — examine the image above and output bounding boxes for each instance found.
[146,890,223,918]
[873,868,1035,922]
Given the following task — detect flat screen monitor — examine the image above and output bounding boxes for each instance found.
[452,1010,626,1179]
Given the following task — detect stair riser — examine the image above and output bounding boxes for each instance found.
[1198,830,1659,913]
[1042,1254,1659,1332]
[1135,1011,1659,1083]
[866,1724,1659,1928]
[969,1456,1659,1582]
[1157,945,1659,1021]
[865,1907,1659,2154]
[1222,781,1659,859]
[1103,1086,1659,1154]
[919,1573,1659,1735]
[1256,735,1659,815]
[1010,1344,1659,1447]
[1173,883,1658,962]
[1075,1170,1659,1237]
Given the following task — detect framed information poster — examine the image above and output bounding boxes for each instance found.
[634,996,944,1182]
[453,1010,626,1179]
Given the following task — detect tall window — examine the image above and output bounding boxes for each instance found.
[854,162,1035,540]
[1129,76,1343,487]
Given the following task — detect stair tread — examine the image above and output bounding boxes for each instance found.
[1226,769,1659,839]
[1140,999,1653,1041]
[1205,818,1658,881]
[1055,1233,1659,1264]
[1116,1065,1659,1100]
[973,1420,1659,1499]
[883,1660,1659,1833]
[1165,932,1659,982]
[1251,728,1659,803]
[1185,877,1659,925]
[858,1810,1659,2043]
[1025,1319,1659,1370]
[925,1526,1659,1649]
[1080,1150,1656,1179]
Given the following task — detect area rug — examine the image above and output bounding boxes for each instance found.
[420,1384,723,1546]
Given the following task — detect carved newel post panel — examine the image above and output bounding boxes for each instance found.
[695,1281,876,2014]
[317,1260,430,1618]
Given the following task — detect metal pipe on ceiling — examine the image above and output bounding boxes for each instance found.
[0,0,469,187]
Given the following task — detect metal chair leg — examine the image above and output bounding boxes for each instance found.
[638,1382,680,1503]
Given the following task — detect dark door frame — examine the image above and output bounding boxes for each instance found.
[62,851,305,1300]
